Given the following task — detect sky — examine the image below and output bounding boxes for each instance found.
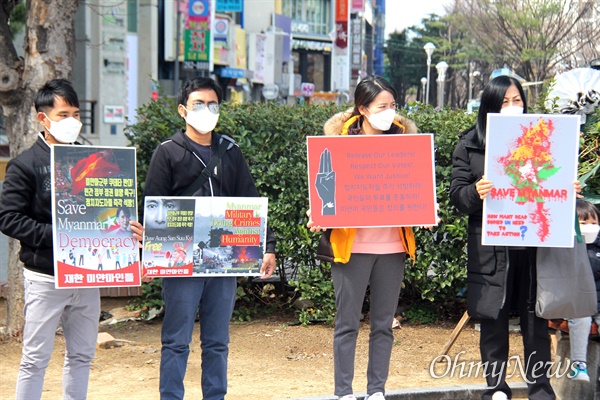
[384,0,452,39]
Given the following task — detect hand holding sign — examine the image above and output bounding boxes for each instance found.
[316,148,336,215]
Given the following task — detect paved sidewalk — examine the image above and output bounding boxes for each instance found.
[282,382,528,399]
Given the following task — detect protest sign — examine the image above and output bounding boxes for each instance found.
[142,196,268,277]
[483,114,580,247]
[307,134,437,227]
[51,145,140,288]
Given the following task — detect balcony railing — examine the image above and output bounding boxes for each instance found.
[79,100,97,134]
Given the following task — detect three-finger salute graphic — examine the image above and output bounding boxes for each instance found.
[316,148,336,215]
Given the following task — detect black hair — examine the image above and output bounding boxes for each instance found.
[576,199,599,222]
[116,207,131,219]
[177,77,223,106]
[34,79,79,113]
[475,75,527,147]
[351,75,397,117]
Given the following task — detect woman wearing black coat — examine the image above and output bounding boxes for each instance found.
[450,76,556,400]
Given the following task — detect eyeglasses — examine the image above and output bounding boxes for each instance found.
[186,102,220,114]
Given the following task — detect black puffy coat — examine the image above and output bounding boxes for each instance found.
[449,127,510,319]
[0,135,56,275]
[588,237,600,312]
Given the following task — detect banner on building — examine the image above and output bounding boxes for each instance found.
[251,33,267,84]
[482,114,580,247]
[184,29,211,62]
[51,145,140,288]
[142,196,268,277]
[335,0,348,50]
[350,18,362,80]
[307,135,438,228]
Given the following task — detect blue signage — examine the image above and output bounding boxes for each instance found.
[216,0,243,12]
[189,0,209,18]
[220,68,246,78]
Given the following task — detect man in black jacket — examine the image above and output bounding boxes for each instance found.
[144,77,276,400]
[1,79,97,400]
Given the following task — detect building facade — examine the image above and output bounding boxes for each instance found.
[6,0,386,146]
[155,0,385,105]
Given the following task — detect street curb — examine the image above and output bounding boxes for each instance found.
[281,382,528,399]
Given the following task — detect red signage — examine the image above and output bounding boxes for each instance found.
[335,21,348,49]
[307,135,438,228]
[352,0,364,12]
[336,0,348,22]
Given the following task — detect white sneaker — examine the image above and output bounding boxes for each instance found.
[570,361,591,382]
[366,393,385,400]
[339,395,356,400]
[491,391,508,400]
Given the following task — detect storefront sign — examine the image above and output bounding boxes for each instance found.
[103,105,125,123]
[188,0,209,21]
[216,0,242,12]
[352,0,364,12]
[292,39,331,51]
[220,67,246,78]
[184,29,211,62]
[301,82,315,97]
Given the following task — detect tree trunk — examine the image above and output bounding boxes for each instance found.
[5,243,25,338]
[0,0,78,339]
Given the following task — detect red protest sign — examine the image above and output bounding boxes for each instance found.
[307,134,437,228]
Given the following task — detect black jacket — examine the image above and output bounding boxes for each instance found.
[0,135,55,275]
[588,237,600,312]
[143,130,276,253]
[449,127,509,319]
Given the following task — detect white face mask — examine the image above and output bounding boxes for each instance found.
[44,114,82,143]
[581,223,600,244]
[500,106,524,115]
[366,108,396,131]
[184,107,219,134]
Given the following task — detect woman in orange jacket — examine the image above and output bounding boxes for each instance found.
[308,75,419,400]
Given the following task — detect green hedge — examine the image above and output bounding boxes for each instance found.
[125,91,599,324]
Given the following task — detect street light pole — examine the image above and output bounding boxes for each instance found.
[423,42,435,105]
[420,77,427,103]
[469,70,481,101]
[436,61,448,108]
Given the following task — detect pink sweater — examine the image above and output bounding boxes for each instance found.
[351,227,405,254]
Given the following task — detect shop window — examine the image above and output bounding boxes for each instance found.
[282,0,331,35]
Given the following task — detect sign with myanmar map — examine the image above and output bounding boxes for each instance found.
[482,114,580,247]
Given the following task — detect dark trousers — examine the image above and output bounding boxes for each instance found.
[332,253,406,396]
[159,276,237,400]
[480,248,555,400]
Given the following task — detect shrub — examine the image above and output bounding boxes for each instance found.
[400,105,475,302]
[403,303,439,325]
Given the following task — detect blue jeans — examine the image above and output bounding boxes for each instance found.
[159,277,237,400]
